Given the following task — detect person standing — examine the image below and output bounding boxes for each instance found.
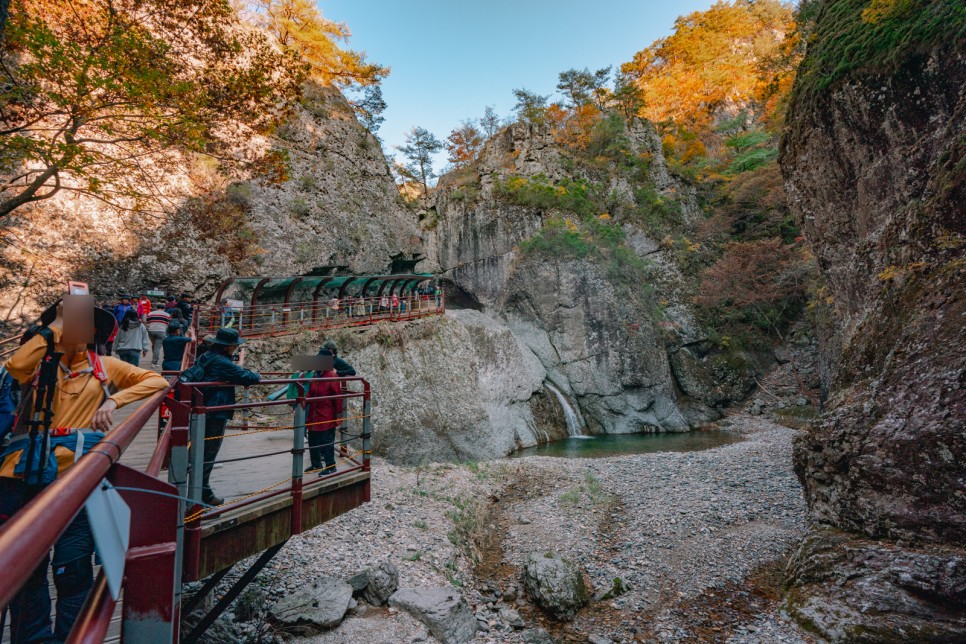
[317,339,356,377]
[111,295,134,324]
[161,325,191,371]
[306,349,343,476]
[145,307,172,367]
[113,310,149,366]
[164,295,179,316]
[136,293,152,322]
[189,328,260,506]
[177,293,193,323]
[1,298,167,644]
[168,308,189,334]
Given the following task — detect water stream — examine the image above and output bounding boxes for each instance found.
[513,430,744,459]
[544,381,584,437]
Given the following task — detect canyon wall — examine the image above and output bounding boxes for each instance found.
[779,2,966,638]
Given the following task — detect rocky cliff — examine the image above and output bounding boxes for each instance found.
[424,116,757,436]
[0,84,421,320]
[243,311,571,464]
[779,2,966,638]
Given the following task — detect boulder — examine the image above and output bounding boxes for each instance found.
[268,577,353,634]
[521,627,555,643]
[521,552,590,621]
[388,587,477,644]
[362,561,399,606]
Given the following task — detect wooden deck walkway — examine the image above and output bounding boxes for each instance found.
[2,353,352,642]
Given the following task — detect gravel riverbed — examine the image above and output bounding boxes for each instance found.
[209,413,812,643]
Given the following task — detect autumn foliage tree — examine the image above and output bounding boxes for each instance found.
[695,238,809,337]
[621,0,795,128]
[446,121,484,168]
[0,0,303,219]
[253,0,387,88]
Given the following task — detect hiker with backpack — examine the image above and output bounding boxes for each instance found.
[0,295,168,644]
[179,328,260,506]
[113,309,150,366]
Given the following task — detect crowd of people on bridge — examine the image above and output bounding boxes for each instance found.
[0,280,363,642]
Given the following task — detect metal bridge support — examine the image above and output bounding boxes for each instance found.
[187,412,206,504]
[291,393,306,535]
[181,541,288,644]
[111,465,181,642]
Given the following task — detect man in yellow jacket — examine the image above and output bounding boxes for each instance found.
[0,298,168,643]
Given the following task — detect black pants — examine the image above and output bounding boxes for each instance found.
[0,480,94,643]
[203,417,228,498]
[307,430,335,472]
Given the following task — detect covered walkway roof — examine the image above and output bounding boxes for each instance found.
[213,274,434,306]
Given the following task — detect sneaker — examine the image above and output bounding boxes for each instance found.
[203,494,224,506]
[318,466,336,477]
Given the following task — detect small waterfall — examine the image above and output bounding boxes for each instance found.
[545,381,585,437]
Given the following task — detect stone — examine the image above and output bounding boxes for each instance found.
[588,635,613,644]
[521,552,590,621]
[499,607,525,629]
[361,561,399,606]
[388,587,478,644]
[783,529,966,641]
[521,627,555,644]
[268,576,353,634]
[347,570,370,593]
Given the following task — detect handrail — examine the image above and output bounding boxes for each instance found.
[0,385,173,610]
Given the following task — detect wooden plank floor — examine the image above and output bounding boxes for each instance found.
[3,353,363,642]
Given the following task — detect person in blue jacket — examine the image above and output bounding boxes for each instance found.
[191,328,260,506]
[111,295,134,324]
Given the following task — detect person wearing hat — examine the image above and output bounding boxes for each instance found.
[191,328,260,506]
[111,295,134,324]
[316,340,356,377]
[306,349,342,476]
[1,296,168,643]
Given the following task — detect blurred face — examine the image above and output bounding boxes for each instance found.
[121,298,130,305]
[61,294,95,346]
[224,344,238,355]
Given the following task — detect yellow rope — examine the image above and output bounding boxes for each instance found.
[185,477,291,523]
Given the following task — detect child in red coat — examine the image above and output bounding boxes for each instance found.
[306,350,343,475]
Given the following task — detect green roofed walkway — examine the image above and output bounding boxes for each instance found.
[200,274,443,338]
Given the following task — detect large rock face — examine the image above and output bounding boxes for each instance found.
[780,6,966,638]
[0,85,421,321]
[244,310,573,463]
[424,117,753,435]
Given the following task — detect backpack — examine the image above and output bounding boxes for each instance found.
[178,351,210,384]
[0,367,19,442]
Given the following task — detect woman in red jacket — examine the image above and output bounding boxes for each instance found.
[306,349,343,476]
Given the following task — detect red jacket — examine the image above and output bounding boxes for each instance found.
[307,371,343,432]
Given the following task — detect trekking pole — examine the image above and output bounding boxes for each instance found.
[23,351,62,490]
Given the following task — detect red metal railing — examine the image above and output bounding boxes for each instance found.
[196,291,445,339]
[0,295,378,643]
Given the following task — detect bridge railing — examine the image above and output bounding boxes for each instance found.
[0,336,371,642]
[196,291,445,338]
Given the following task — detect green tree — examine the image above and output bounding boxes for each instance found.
[612,72,644,119]
[349,85,386,134]
[556,66,611,109]
[512,88,550,125]
[479,105,503,139]
[0,0,303,219]
[395,127,443,194]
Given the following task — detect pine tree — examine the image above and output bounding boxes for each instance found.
[395,127,443,194]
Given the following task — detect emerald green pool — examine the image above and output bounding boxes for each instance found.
[512,431,743,459]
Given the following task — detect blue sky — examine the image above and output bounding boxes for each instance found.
[319,0,717,174]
